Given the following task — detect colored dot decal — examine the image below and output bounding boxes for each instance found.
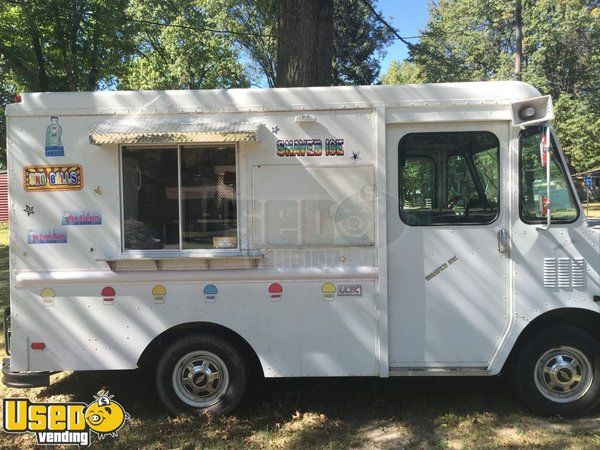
[203,284,218,303]
[268,283,283,301]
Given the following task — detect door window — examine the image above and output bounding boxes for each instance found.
[399,132,500,226]
[519,127,578,223]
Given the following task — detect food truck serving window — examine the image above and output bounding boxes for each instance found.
[121,145,237,251]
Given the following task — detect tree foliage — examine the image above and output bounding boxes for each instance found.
[382,0,600,172]
[0,0,136,92]
[121,0,249,90]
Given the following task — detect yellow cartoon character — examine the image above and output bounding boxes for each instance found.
[84,393,129,438]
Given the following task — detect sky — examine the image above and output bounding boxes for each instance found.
[376,0,430,75]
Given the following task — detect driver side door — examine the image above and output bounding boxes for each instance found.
[387,122,510,369]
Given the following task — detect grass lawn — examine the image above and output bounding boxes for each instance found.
[1,227,600,448]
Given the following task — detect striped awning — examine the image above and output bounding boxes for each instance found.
[89,116,261,145]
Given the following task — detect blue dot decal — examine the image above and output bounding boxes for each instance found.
[203,284,218,303]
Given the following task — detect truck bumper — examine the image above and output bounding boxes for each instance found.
[2,358,49,388]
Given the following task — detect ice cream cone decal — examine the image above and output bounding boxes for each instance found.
[321,282,336,301]
[152,285,166,303]
[41,288,55,306]
[268,283,283,301]
[203,284,218,303]
[101,286,116,305]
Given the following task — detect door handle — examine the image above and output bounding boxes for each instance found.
[497,227,510,253]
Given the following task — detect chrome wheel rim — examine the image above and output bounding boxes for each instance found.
[534,346,593,403]
[172,351,229,408]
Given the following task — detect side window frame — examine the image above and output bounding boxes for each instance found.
[518,127,580,225]
[118,143,241,254]
[398,131,501,227]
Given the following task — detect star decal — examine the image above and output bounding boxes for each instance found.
[271,125,279,135]
[23,204,35,216]
[351,152,360,162]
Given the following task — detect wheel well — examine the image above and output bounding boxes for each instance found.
[504,307,600,370]
[137,322,264,378]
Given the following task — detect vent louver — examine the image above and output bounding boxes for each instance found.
[543,257,586,289]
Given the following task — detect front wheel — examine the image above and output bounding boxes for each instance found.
[155,334,247,415]
[512,325,600,417]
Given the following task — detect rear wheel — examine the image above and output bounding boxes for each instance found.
[155,334,247,415]
[512,326,600,417]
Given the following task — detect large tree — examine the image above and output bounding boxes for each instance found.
[382,0,600,172]
[229,0,393,87]
[276,0,334,87]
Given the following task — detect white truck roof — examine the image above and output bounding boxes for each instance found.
[6,81,542,116]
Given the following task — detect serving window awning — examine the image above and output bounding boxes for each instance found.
[89,116,261,145]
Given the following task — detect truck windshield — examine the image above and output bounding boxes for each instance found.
[519,126,578,223]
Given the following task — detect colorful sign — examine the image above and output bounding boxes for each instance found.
[321,282,336,301]
[62,210,102,225]
[40,288,55,306]
[152,285,167,303]
[203,284,218,302]
[276,138,345,157]
[584,176,593,187]
[101,286,116,305]
[27,228,67,244]
[268,283,283,301]
[44,116,65,157]
[23,164,83,192]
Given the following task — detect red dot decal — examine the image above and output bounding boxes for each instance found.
[101,286,116,305]
[268,283,283,301]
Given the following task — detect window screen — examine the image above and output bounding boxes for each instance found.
[399,132,500,226]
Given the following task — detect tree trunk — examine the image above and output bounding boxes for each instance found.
[276,0,333,87]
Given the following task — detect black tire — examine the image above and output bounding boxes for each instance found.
[512,325,600,417]
[155,334,247,416]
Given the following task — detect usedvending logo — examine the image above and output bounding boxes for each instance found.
[23,164,83,192]
[3,393,130,446]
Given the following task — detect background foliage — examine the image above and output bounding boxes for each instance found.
[382,0,600,173]
[1,0,598,172]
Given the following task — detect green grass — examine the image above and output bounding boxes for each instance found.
[1,228,599,448]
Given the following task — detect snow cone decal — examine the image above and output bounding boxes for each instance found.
[203,284,218,303]
[101,286,116,305]
[268,283,283,301]
[152,285,166,303]
[321,282,336,301]
[41,288,55,306]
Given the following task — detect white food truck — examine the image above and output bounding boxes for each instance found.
[2,81,599,417]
